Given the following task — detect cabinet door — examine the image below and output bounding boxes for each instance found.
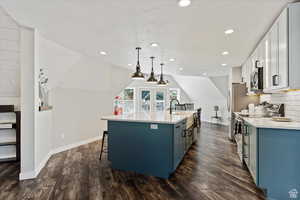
[278,8,288,89]
[249,125,257,184]
[246,59,253,94]
[173,123,183,169]
[264,35,272,90]
[270,22,279,88]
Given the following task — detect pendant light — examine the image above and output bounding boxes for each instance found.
[147,56,158,83]
[157,63,167,86]
[132,47,145,80]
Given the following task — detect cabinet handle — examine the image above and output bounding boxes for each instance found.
[176,125,180,129]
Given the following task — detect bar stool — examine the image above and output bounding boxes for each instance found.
[99,130,108,160]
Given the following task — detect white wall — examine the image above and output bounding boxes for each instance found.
[19,26,35,179]
[19,29,55,180]
[0,6,20,110]
[50,57,132,150]
[209,76,229,98]
[173,75,229,125]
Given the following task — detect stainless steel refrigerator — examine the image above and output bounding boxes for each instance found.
[227,83,259,140]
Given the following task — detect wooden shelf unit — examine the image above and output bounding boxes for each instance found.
[0,105,20,163]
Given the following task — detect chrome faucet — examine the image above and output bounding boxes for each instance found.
[170,98,180,115]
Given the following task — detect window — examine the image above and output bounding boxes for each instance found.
[155,91,165,111]
[115,87,181,114]
[116,88,135,114]
[140,90,151,112]
[123,88,134,100]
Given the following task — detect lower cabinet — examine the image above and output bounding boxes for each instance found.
[248,125,258,184]
[243,124,300,200]
[243,123,258,184]
[173,122,185,169]
[173,119,195,170]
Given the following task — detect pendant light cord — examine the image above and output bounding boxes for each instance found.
[136,47,141,66]
[150,56,155,72]
[160,63,164,79]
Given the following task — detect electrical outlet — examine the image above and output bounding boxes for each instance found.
[150,124,158,130]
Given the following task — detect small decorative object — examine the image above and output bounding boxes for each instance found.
[38,68,51,111]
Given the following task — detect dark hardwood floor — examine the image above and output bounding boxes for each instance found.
[0,123,266,200]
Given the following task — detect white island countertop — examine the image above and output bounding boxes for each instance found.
[234,112,300,130]
[102,111,196,124]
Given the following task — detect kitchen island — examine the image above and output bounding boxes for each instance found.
[102,111,198,178]
[235,113,300,200]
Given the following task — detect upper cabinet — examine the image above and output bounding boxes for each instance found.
[264,8,289,91]
[242,3,300,94]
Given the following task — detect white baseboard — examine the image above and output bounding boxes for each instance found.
[202,119,229,126]
[51,136,101,155]
[19,136,102,180]
[19,170,36,180]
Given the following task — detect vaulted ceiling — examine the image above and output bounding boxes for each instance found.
[0,0,292,76]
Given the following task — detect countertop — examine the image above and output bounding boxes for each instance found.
[234,112,300,130]
[102,111,196,124]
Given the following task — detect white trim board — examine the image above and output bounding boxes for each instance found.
[51,136,101,155]
[19,136,102,180]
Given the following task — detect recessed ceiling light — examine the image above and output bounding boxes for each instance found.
[225,29,234,35]
[222,51,229,55]
[128,63,132,66]
[178,0,191,7]
[100,51,107,55]
[150,43,159,47]
[221,63,227,66]
[202,72,207,76]
[179,67,183,71]
[169,58,175,62]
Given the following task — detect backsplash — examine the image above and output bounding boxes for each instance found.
[260,91,300,121]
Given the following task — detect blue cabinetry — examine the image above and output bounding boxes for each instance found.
[258,128,300,200]
[243,123,300,200]
[108,119,196,178]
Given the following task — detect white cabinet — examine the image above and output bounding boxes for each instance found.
[278,9,288,89]
[242,4,300,93]
[269,23,279,89]
[265,8,288,91]
[264,6,299,92]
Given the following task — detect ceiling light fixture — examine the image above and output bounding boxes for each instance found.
[221,63,227,66]
[100,51,107,55]
[202,72,207,76]
[147,56,158,83]
[150,43,159,47]
[222,51,229,55]
[224,29,234,35]
[169,58,175,62]
[157,63,167,86]
[131,47,145,80]
[178,0,191,7]
[128,63,132,66]
[179,67,183,71]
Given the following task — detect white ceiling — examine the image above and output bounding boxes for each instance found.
[0,0,292,76]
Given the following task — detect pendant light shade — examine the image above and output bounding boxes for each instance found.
[132,47,145,80]
[147,56,158,83]
[157,63,167,86]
